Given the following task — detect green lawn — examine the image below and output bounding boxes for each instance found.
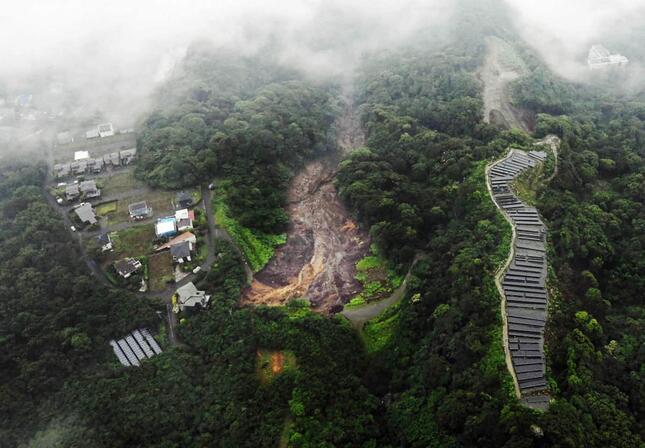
[345,245,403,309]
[362,303,400,354]
[98,171,144,197]
[95,200,117,216]
[111,225,155,259]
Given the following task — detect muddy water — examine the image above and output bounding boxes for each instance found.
[241,95,369,314]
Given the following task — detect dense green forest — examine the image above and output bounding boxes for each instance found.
[0,165,159,446]
[137,47,338,233]
[333,25,644,448]
[1,1,643,446]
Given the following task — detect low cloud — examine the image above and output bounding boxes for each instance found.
[504,0,645,85]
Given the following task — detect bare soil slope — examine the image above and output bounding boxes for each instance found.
[241,92,369,313]
[479,36,533,132]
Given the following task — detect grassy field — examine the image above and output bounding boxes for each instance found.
[362,303,400,354]
[345,245,403,309]
[255,350,297,385]
[98,171,145,197]
[111,225,155,259]
[148,251,173,291]
[95,200,117,216]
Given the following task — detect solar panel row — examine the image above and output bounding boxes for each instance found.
[489,149,550,401]
[109,328,163,367]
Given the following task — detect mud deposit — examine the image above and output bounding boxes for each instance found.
[241,95,368,313]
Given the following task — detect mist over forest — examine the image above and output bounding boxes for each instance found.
[0,1,643,447]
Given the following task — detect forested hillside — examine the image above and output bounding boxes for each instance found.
[137,47,338,233]
[334,25,644,448]
[0,165,158,446]
[1,1,643,446]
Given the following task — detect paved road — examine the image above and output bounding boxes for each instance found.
[44,168,112,287]
[44,165,256,346]
[341,254,424,329]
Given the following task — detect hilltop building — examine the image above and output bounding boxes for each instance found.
[588,44,628,69]
[98,122,114,138]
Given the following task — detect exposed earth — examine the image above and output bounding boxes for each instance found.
[241,90,369,313]
[479,36,534,132]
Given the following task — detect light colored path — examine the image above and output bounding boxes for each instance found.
[341,254,423,329]
[485,153,522,399]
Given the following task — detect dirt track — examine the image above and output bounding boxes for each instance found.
[241,90,369,313]
[479,36,533,132]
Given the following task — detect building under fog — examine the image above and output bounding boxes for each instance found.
[587,45,628,69]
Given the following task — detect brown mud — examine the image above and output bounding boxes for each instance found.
[241,90,369,313]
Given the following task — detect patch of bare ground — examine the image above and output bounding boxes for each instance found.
[241,90,369,314]
[479,36,534,132]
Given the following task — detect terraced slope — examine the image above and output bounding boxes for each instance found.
[487,148,550,409]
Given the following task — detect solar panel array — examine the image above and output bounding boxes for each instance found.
[109,328,163,367]
[489,149,550,408]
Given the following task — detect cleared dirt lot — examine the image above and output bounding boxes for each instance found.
[148,251,173,292]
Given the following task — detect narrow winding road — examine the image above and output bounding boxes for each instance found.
[340,254,424,329]
[43,172,249,346]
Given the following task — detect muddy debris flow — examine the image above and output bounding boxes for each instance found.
[241,94,368,314]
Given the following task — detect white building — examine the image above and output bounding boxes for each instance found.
[174,282,211,312]
[74,150,90,160]
[98,122,115,137]
[588,45,629,69]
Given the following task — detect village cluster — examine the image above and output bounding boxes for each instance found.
[48,120,214,368]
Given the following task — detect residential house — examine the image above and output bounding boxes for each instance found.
[97,233,113,252]
[175,208,194,231]
[65,184,80,201]
[79,180,101,199]
[74,202,97,225]
[87,158,104,174]
[86,128,99,139]
[170,240,193,263]
[54,163,71,178]
[98,122,114,138]
[174,282,210,312]
[155,217,177,238]
[103,152,120,167]
[175,191,194,209]
[156,231,197,251]
[71,160,87,175]
[128,201,152,220]
[114,257,142,278]
[120,148,137,165]
[588,44,629,69]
